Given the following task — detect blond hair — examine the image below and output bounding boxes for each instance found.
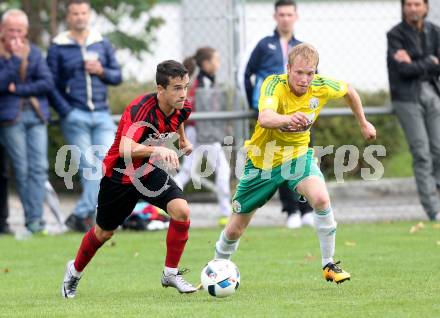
[288,43,319,67]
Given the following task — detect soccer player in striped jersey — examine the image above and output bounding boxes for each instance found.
[215,43,377,284]
[62,60,198,298]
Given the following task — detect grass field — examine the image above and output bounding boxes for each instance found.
[1,222,439,318]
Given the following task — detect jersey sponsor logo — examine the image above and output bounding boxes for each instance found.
[268,43,276,50]
[285,123,312,133]
[281,112,315,133]
[114,121,173,196]
[309,97,319,110]
[145,132,178,146]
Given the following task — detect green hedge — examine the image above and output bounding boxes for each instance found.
[313,90,410,180]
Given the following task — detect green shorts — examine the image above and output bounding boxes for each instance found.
[232,148,324,214]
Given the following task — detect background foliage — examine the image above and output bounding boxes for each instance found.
[0,0,164,55]
[0,1,412,191]
[314,91,408,180]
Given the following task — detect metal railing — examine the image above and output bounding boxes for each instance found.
[111,105,394,122]
[108,105,393,197]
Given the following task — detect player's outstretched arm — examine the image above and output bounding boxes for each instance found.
[344,84,377,141]
[119,136,180,169]
[258,109,308,130]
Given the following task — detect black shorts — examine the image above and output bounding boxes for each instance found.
[96,168,186,231]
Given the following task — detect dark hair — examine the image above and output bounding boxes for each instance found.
[401,0,428,5]
[156,60,188,88]
[275,0,297,11]
[401,0,428,20]
[67,0,90,10]
[183,47,216,77]
[183,57,196,78]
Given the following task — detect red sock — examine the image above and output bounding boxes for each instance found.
[73,227,104,272]
[165,219,190,268]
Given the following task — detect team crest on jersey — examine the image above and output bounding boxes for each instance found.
[309,97,319,110]
[232,200,241,213]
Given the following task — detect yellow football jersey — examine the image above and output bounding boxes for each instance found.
[245,73,348,169]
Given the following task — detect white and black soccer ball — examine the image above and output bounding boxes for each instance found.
[201,259,240,298]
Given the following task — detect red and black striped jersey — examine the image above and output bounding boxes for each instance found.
[103,93,192,184]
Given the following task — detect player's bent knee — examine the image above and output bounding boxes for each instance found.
[225,223,244,240]
[94,224,114,241]
[172,209,190,221]
[167,199,191,221]
[224,212,253,240]
[95,228,114,242]
[102,231,114,241]
[225,228,240,240]
[311,194,330,210]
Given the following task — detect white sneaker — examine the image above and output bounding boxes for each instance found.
[161,269,197,293]
[61,260,82,299]
[286,213,302,229]
[301,212,315,227]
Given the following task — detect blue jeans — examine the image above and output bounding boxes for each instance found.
[61,108,116,218]
[0,109,48,228]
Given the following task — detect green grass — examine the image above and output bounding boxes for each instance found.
[1,222,439,317]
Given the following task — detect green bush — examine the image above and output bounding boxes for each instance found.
[108,81,155,113]
[313,90,410,180]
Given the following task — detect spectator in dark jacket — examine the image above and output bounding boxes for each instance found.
[47,0,121,232]
[0,9,54,234]
[243,0,313,229]
[387,0,440,221]
[244,0,301,110]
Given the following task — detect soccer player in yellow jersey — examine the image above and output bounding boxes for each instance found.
[214,43,376,284]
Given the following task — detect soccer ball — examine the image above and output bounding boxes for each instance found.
[201,259,240,298]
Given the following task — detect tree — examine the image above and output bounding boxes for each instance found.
[0,0,164,57]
